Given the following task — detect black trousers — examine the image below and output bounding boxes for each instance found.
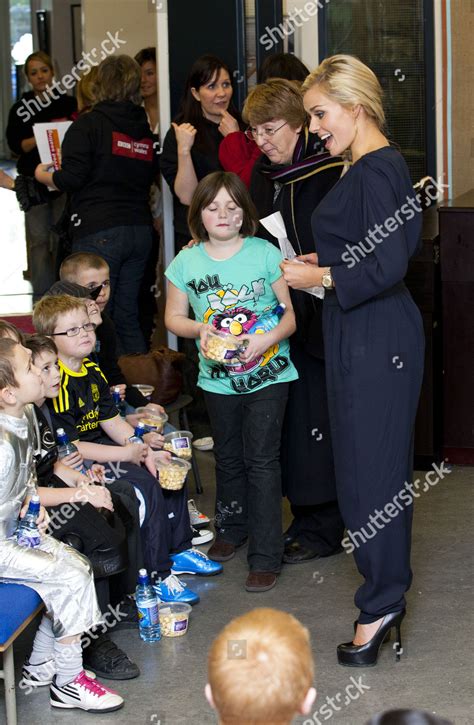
[324,287,424,623]
[204,383,288,572]
[97,437,193,579]
[286,502,345,554]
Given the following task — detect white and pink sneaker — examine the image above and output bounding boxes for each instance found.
[50,671,123,712]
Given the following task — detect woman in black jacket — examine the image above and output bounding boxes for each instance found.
[161,54,243,253]
[35,55,160,354]
[245,79,346,564]
[6,51,76,300]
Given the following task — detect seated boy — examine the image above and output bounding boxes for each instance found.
[32,295,222,605]
[59,252,157,414]
[206,608,316,725]
[57,254,213,541]
[0,337,123,711]
[25,333,141,680]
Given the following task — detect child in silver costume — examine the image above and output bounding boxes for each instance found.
[0,338,123,712]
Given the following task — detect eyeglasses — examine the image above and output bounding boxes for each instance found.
[245,121,288,141]
[86,281,110,290]
[51,322,97,337]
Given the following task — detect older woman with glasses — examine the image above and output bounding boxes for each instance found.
[244,79,346,565]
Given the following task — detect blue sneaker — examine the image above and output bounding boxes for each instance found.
[153,574,200,605]
[171,548,224,576]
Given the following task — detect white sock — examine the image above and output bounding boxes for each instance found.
[54,639,83,687]
[29,615,55,665]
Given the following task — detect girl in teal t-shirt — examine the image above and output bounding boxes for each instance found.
[165,171,297,591]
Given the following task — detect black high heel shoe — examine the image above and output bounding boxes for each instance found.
[338,610,405,667]
[353,620,391,643]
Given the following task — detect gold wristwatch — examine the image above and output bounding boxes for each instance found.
[321,268,333,289]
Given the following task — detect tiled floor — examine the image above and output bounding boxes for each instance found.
[0,161,33,315]
[2,454,473,725]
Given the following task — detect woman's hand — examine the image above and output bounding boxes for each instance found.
[280,259,322,290]
[172,122,197,153]
[34,163,57,189]
[236,332,273,364]
[218,111,240,138]
[0,169,15,191]
[296,252,319,265]
[182,238,200,250]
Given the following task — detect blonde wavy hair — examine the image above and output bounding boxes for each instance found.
[302,54,386,132]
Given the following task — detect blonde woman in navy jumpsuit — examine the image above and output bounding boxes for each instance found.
[281,55,425,667]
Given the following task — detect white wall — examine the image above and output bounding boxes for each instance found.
[82,0,156,60]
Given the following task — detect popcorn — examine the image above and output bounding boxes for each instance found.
[156,458,191,490]
[205,328,246,363]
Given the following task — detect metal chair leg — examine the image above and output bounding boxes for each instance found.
[3,645,17,725]
[180,407,204,495]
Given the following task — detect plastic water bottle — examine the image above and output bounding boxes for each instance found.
[17,494,42,548]
[136,569,161,642]
[129,422,146,444]
[248,303,286,334]
[56,428,88,474]
[112,386,126,417]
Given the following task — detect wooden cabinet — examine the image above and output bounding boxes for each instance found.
[438,190,474,464]
[405,207,443,468]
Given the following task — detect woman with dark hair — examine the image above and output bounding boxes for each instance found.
[135,46,159,133]
[161,54,243,252]
[257,52,310,83]
[6,51,76,300]
[35,55,160,354]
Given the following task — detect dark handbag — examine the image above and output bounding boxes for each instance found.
[118,347,185,405]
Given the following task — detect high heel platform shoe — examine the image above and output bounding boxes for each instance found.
[338,610,405,667]
[353,620,391,644]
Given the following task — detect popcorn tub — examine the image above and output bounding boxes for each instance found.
[204,327,247,364]
[159,602,191,637]
[156,457,191,490]
[136,405,168,433]
[163,430,193,460]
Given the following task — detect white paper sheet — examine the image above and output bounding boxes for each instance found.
[33,121,72,170]
[259,211,325,299]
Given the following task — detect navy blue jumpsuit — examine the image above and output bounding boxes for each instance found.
[312,147,425,623]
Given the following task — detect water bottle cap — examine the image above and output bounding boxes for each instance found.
[139,568,147,576]
[30,494,40,504]
[56,427,65,436]
[114,386,120,392]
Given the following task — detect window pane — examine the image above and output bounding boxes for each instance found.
[324,0,429,182]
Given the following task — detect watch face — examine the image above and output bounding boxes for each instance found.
[322,273,332,288]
